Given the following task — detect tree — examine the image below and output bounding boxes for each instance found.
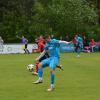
[0,0,99,42]
[47,0,98,37]
[0,0,35,42]
[29,1,52,35]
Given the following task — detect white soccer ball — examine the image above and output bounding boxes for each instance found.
[27,64,34,72]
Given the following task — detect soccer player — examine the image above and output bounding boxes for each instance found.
[32,50,63,75]
[74,34,83,57]
[37,35,45,53]
[33,35,70,91]
[34,36,46,74]
[33,36,63,75]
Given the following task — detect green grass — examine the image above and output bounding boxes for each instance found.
[0,53,100,100]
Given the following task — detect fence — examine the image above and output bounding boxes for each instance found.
[0,43,38,54]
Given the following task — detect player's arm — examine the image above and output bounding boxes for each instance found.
[59,40,71,44]
[16,35,22,39]
[35,50,46,61]
[26,38,28,41]
[52,39,71,45]
[35,42,49,62]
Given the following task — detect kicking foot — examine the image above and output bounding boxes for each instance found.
[32,72,38,75]
[32,79,43,84]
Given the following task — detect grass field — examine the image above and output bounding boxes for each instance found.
[0,53,100,100]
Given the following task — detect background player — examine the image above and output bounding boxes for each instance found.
[74,34,83,57]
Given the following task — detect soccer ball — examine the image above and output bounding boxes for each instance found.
[27,64,34,72]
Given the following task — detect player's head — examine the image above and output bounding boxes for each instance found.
[44,34,51,42]
[39,35,43,39]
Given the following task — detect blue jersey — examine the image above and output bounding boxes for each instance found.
[45,39,60,58]
[76,36,83,48]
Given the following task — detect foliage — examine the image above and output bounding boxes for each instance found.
[47,0,98,36]
[0,0,99,42]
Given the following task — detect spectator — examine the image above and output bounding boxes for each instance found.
[82,36,87,47]
[89,39,96,52]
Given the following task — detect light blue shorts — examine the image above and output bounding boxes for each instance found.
[41,57,59,70]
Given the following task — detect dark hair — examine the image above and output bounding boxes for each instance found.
[78,34,82,37]
[44,34,51,39]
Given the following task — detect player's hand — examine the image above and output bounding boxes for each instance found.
[69,41,73,44]
[35,58,39,62]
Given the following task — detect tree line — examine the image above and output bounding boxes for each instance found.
[0,0,100,43]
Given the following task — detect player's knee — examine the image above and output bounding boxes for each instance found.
[38,62,42,68]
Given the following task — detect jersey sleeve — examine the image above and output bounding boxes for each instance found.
[52,39,60,44]
[44,43,49,50]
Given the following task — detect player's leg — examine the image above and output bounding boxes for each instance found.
[33,58,50,84]
[47,69,55,91]
[47,57,59,91]
[77,44,83,57]
[36,62,39,73]
[31,61,39,75]
[75,44,81,57]
[33,54,48,75]
[74,44,77,52]
[25,44,30,54]
[23,44,27,53]
[32,62,43,83]
[77,47,81,57]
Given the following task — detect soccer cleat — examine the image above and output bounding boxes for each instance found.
[32,79,43,84]
[32,71,38,75]
[47,85,54,92]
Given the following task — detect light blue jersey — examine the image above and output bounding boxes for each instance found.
[76,36,83,49]
[42,39,60,70]
[37,39,63,86]
[45,39,60,58]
